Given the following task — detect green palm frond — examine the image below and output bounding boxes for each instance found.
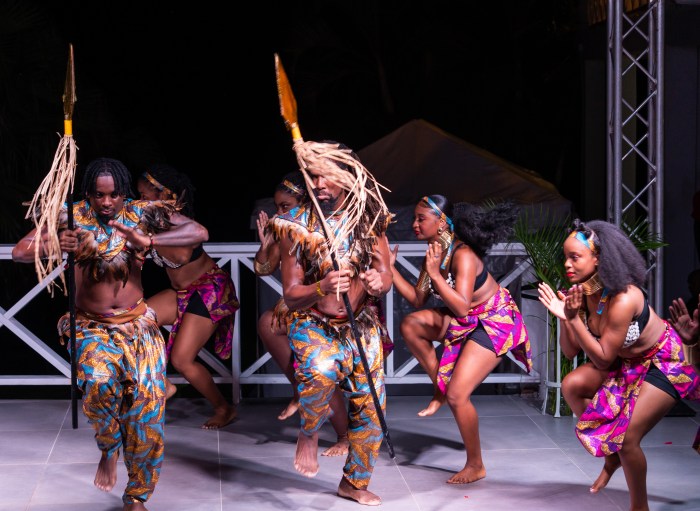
[622,216,668,252]
[512,206,570,291]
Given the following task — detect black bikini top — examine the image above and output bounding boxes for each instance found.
[190,243,204,262]
[428,243,489,298]
[473,265,488,292]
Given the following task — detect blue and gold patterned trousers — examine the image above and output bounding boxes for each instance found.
[289,302,385,490]
[59,301,166,505]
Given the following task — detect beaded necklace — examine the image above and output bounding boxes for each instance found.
[596,288,609,315]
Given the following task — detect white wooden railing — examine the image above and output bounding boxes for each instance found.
[0,242,543,404]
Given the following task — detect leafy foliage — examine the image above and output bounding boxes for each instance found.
[512,206,570,291]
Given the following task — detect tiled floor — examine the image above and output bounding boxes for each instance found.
[0,394,698,511]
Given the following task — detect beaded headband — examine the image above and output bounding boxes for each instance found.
[142,172,176,200]
[281,179,305,198]
[421,196,454,230]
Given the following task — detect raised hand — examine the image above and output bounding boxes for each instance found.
[390,244,399,267]
[564,284,583,321]
[257,210,273,249]
[669,296,700,345]
[538,282,567,320]
[424,241,443,278]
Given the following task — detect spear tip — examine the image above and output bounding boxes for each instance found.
[275,53,302,141]
[62,44,76,120]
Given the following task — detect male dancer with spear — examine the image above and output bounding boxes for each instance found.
[12,45,210,511]
[272,54,394,506]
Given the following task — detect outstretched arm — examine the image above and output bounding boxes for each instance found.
[12,227,80,263]
[109,212,208,250]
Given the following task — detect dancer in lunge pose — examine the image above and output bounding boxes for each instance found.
[137,163,239,429]
[538,219,700,509]
[273,141,392,505]
[14,158,209,510]
[255,170,349,456]
[390,195,532,483]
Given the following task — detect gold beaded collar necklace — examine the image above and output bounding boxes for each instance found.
[581,272,603,295]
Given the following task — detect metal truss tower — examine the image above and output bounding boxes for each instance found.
[607,0,665,309]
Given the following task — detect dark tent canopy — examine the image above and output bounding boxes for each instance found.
[357,119,574,239]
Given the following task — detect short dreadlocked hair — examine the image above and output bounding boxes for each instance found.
[81,158,133,199]
[142,163,197,218]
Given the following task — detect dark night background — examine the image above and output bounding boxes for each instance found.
[7,1,700,393]
[0,0,597,392]
[0,0,593,244]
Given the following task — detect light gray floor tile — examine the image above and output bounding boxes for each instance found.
[0,400,70,431]
[0,430,60,464]
[0,394,698,510]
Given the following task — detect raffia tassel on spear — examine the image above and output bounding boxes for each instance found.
[24,44,80,428]
[274,53,396,459]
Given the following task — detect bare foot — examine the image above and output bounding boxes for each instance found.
[417,391,445,417]
[590,453,621,493]
[123,501,148,511]
[94,451,119,492]
[294,431,319,477]
[278,398,299,420]
[202,404,237,429]
[446,464,486,484]
[165,378,177,400]
[337,477,381,506]
[322,433,350,457]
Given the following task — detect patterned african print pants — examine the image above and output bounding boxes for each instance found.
[59,304,166,504]
[288,303,385,490]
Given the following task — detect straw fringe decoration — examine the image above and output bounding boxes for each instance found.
[292,140,391,262]
[25,133,78,295]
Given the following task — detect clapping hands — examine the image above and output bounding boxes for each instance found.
[538,282,581,321]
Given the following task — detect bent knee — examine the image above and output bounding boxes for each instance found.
[400,313,425,337]
[170,354,195,373]
[445,389,471,409]
[561,372,588,396]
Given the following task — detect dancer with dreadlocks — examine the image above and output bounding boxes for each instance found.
[13,157,209,511]
[390,195,532,484]
[272,141,392,506]
[137,163,239,429]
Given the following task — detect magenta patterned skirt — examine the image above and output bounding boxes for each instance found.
[575,322,700,457]
[166,265,239,360]
[436,286,532,394]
